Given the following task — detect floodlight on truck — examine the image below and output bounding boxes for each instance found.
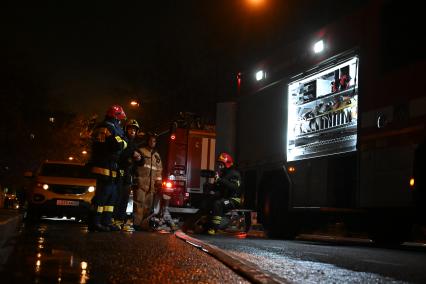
[313,39,324,53]
[256,70,265,81]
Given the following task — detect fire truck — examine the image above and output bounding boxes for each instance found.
[217,1,425,243]
[158,113,216,214]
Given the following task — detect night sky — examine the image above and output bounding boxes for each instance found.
[1,0,367,131]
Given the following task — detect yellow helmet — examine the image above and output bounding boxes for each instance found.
[125,119,140,131]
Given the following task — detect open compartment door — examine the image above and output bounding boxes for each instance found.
[287,56,359,161]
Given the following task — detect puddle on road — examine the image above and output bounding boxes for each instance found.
[31,248,90,283]
[22,223,91,283]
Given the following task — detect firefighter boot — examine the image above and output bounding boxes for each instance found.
[103,210,120,231]
[112,219,124,229]
[122,223,135,232]
[208,216,222,235]
[90,223,111,232]
[121,219,135,232]
[89,212,110,232]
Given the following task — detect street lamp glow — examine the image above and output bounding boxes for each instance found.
[81,261,88,270]
[81,150,87,155]
[313,40,324,53]
[247,0,265,7]
[130,100,139,107]
[68,156,74,161]
[409,177,415,188]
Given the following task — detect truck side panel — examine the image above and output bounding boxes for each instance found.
[236,81,289,215]
[165,128,188,176]
[186,132,216,193]
[237,82,287,169]
[290,154,357,208]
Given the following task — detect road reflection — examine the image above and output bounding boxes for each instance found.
[28,219,91,283]
[3,217,248,283]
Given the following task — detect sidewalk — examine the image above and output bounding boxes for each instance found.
[0,209,24,269]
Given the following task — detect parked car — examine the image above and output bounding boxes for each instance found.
[25,161,96,221]
[4,193,20,209]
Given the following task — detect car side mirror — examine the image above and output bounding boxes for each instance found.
[200,169,216,178]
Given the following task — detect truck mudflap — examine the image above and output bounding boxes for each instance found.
[168,207,199,214]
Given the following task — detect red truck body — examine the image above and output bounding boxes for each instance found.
[161,126,216,213]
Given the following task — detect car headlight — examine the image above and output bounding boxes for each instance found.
[88,186,95,193]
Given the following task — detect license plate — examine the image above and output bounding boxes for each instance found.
[56,200,79,206]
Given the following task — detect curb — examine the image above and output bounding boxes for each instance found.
[0,213,22,226]
[296,233,373,244]
[0,211,23,268]
[175,231,288,284]
[0,212,23,248]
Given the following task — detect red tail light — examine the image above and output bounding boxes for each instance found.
[163,181,173,188]
[162,180,175,191]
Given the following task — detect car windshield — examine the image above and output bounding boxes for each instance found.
[40,164,90,178]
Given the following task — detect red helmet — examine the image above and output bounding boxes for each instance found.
[217,152,234,168]
[106,105,127,120]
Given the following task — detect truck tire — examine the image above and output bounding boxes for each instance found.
[367,213,411,246]
[258,170,297,239]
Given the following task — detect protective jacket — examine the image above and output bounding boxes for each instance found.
[90,118,128,177]
[118,138,140,185]
[216,166,241,201]
[134,146,162,192]
[132,146,162,228]
[88,117,128,231]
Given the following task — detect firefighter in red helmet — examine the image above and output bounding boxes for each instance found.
[208,152,242,235]
[88,104,128,232]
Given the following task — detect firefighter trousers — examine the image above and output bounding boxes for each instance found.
[211,198,240,229]
[113,182,131,222]
[133,188,154,228]
[92,176,118,226]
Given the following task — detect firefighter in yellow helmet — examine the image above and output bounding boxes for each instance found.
[113,119,142,231]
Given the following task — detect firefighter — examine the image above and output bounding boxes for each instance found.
[113,119,142,232]
[133,132,163,230]
[208,152,242,235]
[88,105,128,232]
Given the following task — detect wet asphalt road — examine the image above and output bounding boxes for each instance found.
[1,219,248,283]
[195,235,426,283]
